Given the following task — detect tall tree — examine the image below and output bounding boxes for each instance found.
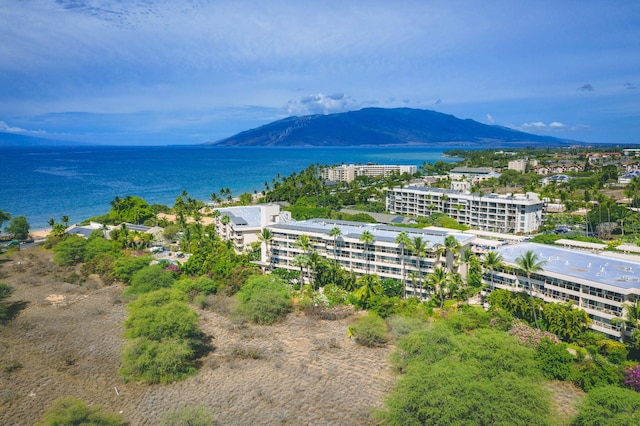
[429,266,449,309]
[329,226,342,262]
[408,236,429,299]
[0,210,10,230]
[355,274,382,306]
[359,230,375,274]
[515,250,547,329]
[258,228,273,265]
[395,231,411,298]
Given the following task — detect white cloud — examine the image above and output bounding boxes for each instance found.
[522,121,547,129]
[286,93,363,116]
[486,114,494,124]
[549,121,566,128]
[0,121,45,135]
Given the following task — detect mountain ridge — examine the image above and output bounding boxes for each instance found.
[205,107,577,147]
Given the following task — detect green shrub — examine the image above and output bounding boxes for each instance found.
[162,405,216,426]
[120,338,198,384]
[174,276,218,295]
[52,236,88,266]
[124,300,199,341]
[599,339,629,365]
[569,354,623,391]
[112,255,153,284]
[125,264,175,295]
[349,312,389,347]
[236,275,292,324]
[36,396,125,425]
[387,314,426,339]
[0,282,15,321]
[536,338,573,380]
[573,385,640,425]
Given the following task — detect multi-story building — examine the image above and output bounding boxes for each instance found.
[215,204,291,252]
[321,164,417,183]
[487,242,640,341]
[264,218,474,299]
[386,186,546,234]
[508,159,527,173]
[448,166,501,183]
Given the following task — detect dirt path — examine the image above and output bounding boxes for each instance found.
[0,248,395,425]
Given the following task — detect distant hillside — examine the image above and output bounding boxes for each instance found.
[0,132,81,147]
[206,108,576,147]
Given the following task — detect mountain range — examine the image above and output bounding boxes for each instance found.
[206,108,576,147]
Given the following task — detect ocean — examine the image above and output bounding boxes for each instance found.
[0,145,459,230]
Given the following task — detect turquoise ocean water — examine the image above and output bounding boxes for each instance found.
[0,145,459,230]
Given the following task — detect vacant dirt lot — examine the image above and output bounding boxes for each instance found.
[0,248,395,425]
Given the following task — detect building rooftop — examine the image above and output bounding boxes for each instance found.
[218,206,262,228]
[497,242,640,290]
[270,219,475,248]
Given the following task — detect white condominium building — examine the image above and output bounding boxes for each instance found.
[489,242,640,341]
[386,186,546,234]
[214,204,291,252]
[321,164,417,183]
[264,218,474,299]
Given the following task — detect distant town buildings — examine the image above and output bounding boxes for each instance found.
[321,164,417,183]
[386,186,546,234]
[507,159,527,173]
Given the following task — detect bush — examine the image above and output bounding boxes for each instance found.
[52,236,88,266]
[349,312,389,347]
[569,354,623,391]
[387,314,426,339]
[624,365,640,392]
[236,275,292,324]
[536,338,573,380]
[112,255,152,284]
[174,276,217,295]
[120,338,198,384]
[124,300,199,341]
[573,385,640,425]
[162,405,216,426]
[0,282,15,321]
[599,339,629,365]
[36,396,125,425]
[125,264,175,295]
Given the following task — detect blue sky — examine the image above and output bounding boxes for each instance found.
[1,1,639,145]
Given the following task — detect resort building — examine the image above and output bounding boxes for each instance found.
[386,186,546,234]
[215,204,291,253]
[263,218,474,299]
[321,164,417,183]
[486,242,640,341]
[507,159,527,173]
[448,166,501,183]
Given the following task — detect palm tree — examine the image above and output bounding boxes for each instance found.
[359,230,375,274]
[220,214,231,241]
[355,274,382,306]
[395,231,411,298]
[442,235,461,273]
[408,236,429,299]
[61,215,70,227]
[292,254,310,288]
[258,228,273,265]
[329,226,342,262]
[459,247,474,279]
[429,266,449,309]
[482,251,504,290]
[515,250,547,329]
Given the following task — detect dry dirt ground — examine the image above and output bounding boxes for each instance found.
[0,248,396,425]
